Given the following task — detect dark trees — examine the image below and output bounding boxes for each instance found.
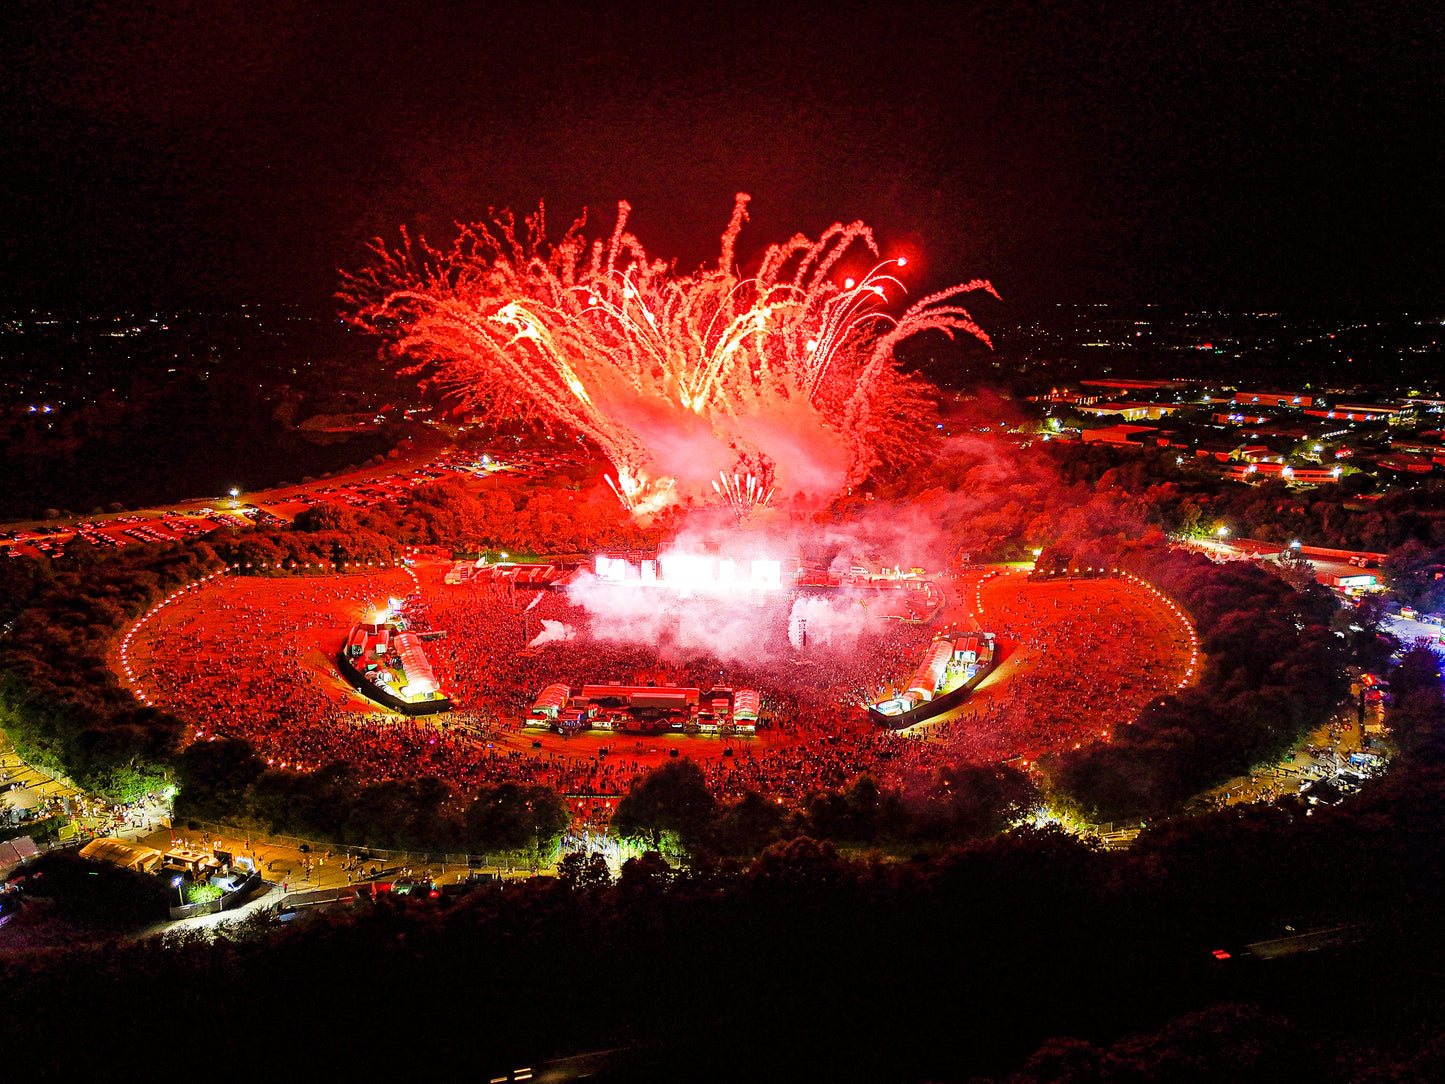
[463,782,570,855]
[1388,646,1445,766]
[175,738,265,821]
[706,790,789,855]
[610,758,716,850]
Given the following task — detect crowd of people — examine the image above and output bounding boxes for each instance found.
[916,573,1193,765]
[128,563,1194,825]
[412,576,941,719]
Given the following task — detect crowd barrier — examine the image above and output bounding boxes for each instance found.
[186,818,545,870]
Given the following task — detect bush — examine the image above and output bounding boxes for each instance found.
[185,882,223,905]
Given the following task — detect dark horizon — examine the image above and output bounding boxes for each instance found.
[2,1,1441,317]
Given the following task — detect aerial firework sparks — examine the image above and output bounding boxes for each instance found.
[712,470,774,519]
[341,194,996,513]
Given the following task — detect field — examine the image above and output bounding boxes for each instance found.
[112,564,1198,798]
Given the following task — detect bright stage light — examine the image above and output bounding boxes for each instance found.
[591,552,784,593]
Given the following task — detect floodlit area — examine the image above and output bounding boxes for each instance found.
[901,570,1198,765]
[110,562,1198,808]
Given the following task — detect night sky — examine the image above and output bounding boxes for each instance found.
[2,0,1440,314]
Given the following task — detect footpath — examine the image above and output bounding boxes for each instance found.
[143,824,544,896]
[1,732,172,846]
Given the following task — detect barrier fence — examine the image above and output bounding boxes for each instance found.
[185,818,559,870]
[167,870,264,920]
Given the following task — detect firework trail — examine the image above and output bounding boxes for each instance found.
[340,195,996,514]
[712,470,775,519]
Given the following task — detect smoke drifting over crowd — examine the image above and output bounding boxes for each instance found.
[560,562,900,672]
[550,506,967,669]
[342,195,996,514]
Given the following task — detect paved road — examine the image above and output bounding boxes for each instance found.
[1185,538,1380,586]
[143,825,552,893]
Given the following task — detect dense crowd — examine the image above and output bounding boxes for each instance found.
[919,574,1192,765]
[132,567,1193,822]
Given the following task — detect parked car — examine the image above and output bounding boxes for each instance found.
[208,870,251,893]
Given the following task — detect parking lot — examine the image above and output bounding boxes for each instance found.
[0,444,599,560]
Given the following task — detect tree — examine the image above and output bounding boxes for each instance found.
[709,790,788,854]
[746,836,850,891]
[464,782,569,855]
[610,758,716,851]
[292,502,359,533]
[892,763,1038,842]
[557,851,612,891]
[1271,547,1318,592]
[175,738,264,820]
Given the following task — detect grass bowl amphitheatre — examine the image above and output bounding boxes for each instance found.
[114,551,1198,815]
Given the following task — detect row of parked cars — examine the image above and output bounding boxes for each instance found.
[285,446,593,511]
[1,443,600,560]
[286,461,468,510]
[272,870,503,923]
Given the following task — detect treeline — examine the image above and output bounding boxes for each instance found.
[608,757,1039,856]
[845,428,1445,612]
[9,765,1445,1081]
[845,434,1216,567]
[0,543,221,799]
[175,739,1040,860]
[1385,644,1445,767]
[1045,440,1445,597]
[1051,546,1349,818]
[1202,474,1445,553]
[1041,438,1445,554]
[201,475,666,569]
[175,737,568,856]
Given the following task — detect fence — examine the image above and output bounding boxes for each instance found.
[167,870,263,920]
[185,818,553,870]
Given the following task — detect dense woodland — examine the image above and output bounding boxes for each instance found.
[0,544,217,798]
[7,749,1445,1080]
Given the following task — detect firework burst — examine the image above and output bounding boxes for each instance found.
[340,195,996,514]
[711,470,775,520]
